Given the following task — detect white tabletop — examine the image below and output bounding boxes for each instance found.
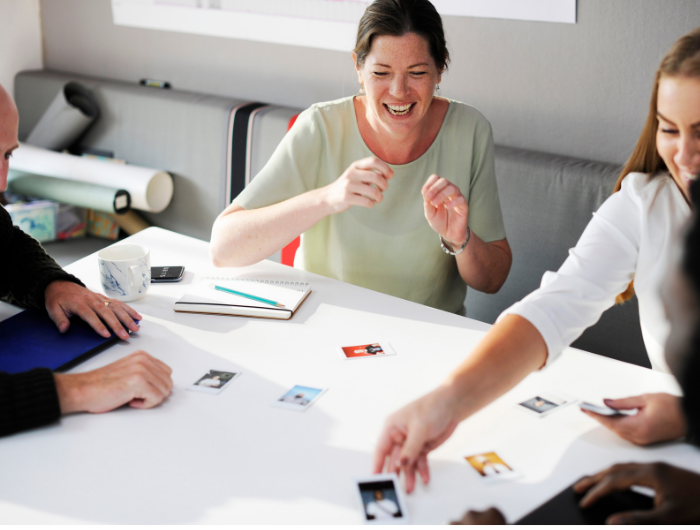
[0,227,695,524]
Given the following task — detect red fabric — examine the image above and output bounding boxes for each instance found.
[281,114,301,267]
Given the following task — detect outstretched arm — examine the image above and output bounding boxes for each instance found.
[374,315,546,492]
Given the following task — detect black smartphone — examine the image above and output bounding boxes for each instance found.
[151,266,185,283]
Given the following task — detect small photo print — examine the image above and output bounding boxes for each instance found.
[464,451,520,483]
[516,391,576,418]
[272,385,326,411]
[339,342,396,360]
[187,370,240,394]
[355,474,407,524]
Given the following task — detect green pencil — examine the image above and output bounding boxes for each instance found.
[211,284,285,308]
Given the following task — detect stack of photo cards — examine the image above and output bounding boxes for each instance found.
[338,342,396,360]
[515,391,576,418]
[354,473,408,524]
[187,370,241,394]
[464,451,521,484]
[272,384,327,412]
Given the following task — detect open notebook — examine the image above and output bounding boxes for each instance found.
[174,277,311,320]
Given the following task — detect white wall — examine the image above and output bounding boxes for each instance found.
[37,0,700,164]
[0,0,43,97]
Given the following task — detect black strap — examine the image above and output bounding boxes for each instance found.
[229,102,267,204]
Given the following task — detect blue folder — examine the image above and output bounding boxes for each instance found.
[0,309,122,374]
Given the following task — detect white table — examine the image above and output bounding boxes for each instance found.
[0,227,695,524]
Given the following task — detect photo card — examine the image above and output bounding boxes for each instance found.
[464,451,521,483]
[187,369,241,394]
[272,384,327,412]
[354,473,408,525]
[516,391,576,418]
[338,342,396,360]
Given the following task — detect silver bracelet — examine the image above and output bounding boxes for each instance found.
[440,227,471,256]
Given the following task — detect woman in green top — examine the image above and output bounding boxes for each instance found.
[210,0,512,314]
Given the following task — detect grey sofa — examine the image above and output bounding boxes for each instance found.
[467,146,648,368]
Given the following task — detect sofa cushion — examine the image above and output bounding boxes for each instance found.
[466,145,649,368]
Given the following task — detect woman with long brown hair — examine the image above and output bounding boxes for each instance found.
[374,28,700,493]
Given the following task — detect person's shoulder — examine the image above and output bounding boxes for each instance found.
[444,100,492,130]
[293,97,354,133]
[619,171,682,205]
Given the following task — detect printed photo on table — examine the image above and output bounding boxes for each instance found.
[273,385,326,411]
[188,370,240,394]
[339,342,396,359]
[516,391,575,418]
[464,452,519,482]
[358,478,404,522]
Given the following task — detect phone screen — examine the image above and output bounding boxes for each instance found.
[151,266,185,282]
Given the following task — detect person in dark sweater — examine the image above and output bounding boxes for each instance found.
[1,84,173,437]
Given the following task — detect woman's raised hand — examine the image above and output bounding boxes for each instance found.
[422,175,469,249]
[321,157,394,213]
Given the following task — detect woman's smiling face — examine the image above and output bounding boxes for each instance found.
[354,32,442,137]
[656,75,700,201]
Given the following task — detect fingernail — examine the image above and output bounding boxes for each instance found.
[120,331,129,339]
[603,399,614,405]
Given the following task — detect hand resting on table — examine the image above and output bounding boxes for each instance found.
[54,351,173,414]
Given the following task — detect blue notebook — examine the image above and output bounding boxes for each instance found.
[0,309,122,374]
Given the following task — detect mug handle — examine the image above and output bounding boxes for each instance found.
[128,265,140,288]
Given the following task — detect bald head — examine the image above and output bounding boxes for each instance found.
[0,83,20,192]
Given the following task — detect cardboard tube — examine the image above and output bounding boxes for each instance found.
[25,82,99,151]
[113,210,151,235]
[10,144,173,213]
[7,170,130,214]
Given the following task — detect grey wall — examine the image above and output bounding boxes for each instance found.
[39,0,700,165]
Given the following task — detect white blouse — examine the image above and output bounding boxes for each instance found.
[500,172,691,372]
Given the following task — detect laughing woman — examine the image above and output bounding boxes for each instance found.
[210,0,512,314]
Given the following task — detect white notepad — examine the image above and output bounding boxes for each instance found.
[173,277,312,320]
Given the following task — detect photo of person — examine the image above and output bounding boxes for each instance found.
[340,343,396,359]
[274,385,325,411]
[188,370,239,394]
[520,395,558,414]
[358,480,403,521]
[465,452,517,479]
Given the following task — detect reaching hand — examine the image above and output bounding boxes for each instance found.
[580,393,686,445]
[321,157,394,213]
[574,462,700,524]
[422,174,469,248]
[55,351,173,414]
[450,508,506,525]
[373,387,459,493]
[45,280,142,340]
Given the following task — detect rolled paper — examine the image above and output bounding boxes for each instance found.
[10,144,173,213]
[25,82,100,151]
[113,210,151,235]
[7,170,130,214]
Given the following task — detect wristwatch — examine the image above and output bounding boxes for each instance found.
[440,227,471,256]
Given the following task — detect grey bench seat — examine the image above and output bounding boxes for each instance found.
[467,146,648,368]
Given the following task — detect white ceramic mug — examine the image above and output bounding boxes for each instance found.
[98,244,151,302]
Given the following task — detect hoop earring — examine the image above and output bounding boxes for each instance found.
[359,84,365,95]
[435,84,441,97]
